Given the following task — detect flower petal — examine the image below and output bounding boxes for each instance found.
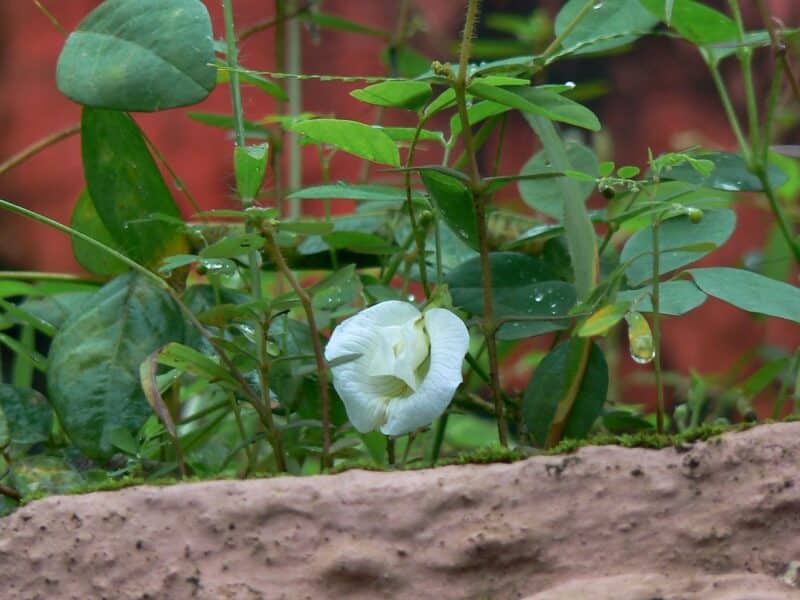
[380,308,469,436]
[325,301,422,433]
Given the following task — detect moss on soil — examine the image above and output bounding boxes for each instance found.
[12,418,793,509]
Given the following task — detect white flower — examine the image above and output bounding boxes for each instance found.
[324,300,469,436]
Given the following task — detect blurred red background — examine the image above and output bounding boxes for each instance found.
[0,1,797,412]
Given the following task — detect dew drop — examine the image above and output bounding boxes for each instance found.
[407,294,416,302]
[626,312,656,365]
[593,1,604,9]
[533,292,545,302]
[565,81,576,89]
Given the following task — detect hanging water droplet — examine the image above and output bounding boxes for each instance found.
[407,294,416,302]
[626,312,655,364]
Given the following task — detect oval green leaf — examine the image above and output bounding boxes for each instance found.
[234,144,269,201]
[421,170,478,250]
[70,190,129,276]
[47,273,186,458]
[519,142,598,218]
[291,119,400,166]
[555,0,659,56]
[446,252,576,339]
[621,209,736,286]
[82,108,189,269]
[350,81,432,111]
[56,0,216,111]
[688,267,800,323]
[657,151,787,192]
[616,280,707,316]
[0,385,53,455]
[522,339,608,446]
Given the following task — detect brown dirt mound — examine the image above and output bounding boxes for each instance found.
[2,422,800,599]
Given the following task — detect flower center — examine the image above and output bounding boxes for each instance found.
[368,315,430,392]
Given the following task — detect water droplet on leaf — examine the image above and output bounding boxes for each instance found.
[626,312,655,364]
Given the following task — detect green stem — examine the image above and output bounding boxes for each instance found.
[222,0,246,149]
[0,124,80,177]
[708,63,752,165]
[0,198,166,289]
[454,0,508,448]
[404,118,432,298]
[540,0,596,61]
[223,0,289,472]
[651,215,665,434]
[265,230,332,469]
[727,0,761,156]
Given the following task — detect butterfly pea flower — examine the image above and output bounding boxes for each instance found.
[324,300,469,436]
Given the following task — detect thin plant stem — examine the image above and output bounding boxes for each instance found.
[454,0,508,448]
[400,432,416,467]
[403,118,432,298]
[285,0,303,218]
[727,0,761,153]
[0,198,166,288]
[0,124,80,177]
[540,0,596,60]
[31,0,66,35]
[222,0,291,473]
[708,64,752,164]
[387,437,396,466]
[222,0,246,150]
[429,412,449,466]
[651,215,665,434]
[142,131,203,215]
[237,1,314,42]
[755,0,800,102]
[264,230,333,469]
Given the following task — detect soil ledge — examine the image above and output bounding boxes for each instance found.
[2,422,800,599]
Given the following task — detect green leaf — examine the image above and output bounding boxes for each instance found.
[322,231,395,255]
[70,190,129,276]
[526,115,598,300]
[688,268,800,322]
[658,151,787,191]
[47,273,185,458]
[421,170,478,250]
[350,81,432,111]
[639,0,737,45]
[621,209,736,286]
[555,0,659,55]
[234,144,269,201]
[291,119,400,166]
[0,404,8,451]
[577,301,631,337]
[446,252,576,339]
[519,142,598,218]
[306,11,388,37]
[287,183,426,204]
[200,233,264,259]
[217,66,287,101]
[278,220,336,235]
[155,342,240,390]
[10,455,85,498]
[617,280,707,315]
[522,339,608,446]
[0,385,52,455]
[56,0,215,111]
[187,112,269,139]
[468,82,600,130]
[81,108,189,268]
[449,101,512,142]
